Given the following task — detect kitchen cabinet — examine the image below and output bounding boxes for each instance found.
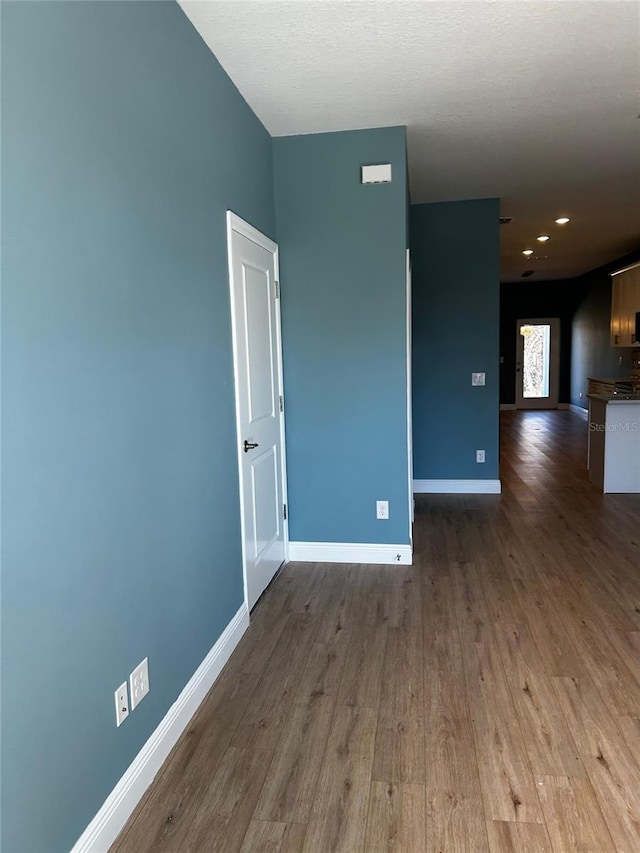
[611,263,640,347]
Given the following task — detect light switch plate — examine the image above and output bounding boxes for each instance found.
[472,372,486,386]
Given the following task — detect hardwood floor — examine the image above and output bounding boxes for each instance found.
[112,411,640,852]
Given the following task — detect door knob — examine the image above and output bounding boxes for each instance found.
[243,440,259,453]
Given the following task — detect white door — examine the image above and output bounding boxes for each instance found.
[227,212,287,611]
[516,318,560,410]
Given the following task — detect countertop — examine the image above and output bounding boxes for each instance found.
[587,394,640,404]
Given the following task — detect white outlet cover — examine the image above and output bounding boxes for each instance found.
[115,682,129,727]
[476,450,486,463]
[376,500,389,519]
[129,657,150,710]
[472,372,486,386]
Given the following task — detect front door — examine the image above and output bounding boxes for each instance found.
[227,212,287,610]
[516,318,560,409]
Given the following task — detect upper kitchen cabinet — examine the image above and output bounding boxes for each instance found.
[611,263,640,347]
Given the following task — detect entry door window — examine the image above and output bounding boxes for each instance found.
[520,323,551,399]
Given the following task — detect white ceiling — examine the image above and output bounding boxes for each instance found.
[179,0,640,282]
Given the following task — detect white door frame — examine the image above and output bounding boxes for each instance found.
[516,317,560,410]
[226,211,289,611]
[406,249,414,537]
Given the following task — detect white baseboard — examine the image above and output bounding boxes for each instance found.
[413,479,502,495]
[71,603,250,853]
[570,403,588,416]
[288,541,412,565]
[503,403,579,413]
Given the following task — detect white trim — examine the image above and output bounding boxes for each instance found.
[611,261,640,276]
[413,479,502,494]
[406,249,414,537]
[273,241,290,563]
[500,403,517,411]
[570,403,588,417]
[226,211,289,608]
[227,211,278,255]
[71,604,250,853]
[288,542,412,565]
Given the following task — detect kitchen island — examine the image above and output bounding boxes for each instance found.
[588,394,640,493]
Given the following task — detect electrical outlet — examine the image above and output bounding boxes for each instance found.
[472,372,486,386]
[115,682,129,727]
[129,658,150,710]
[476,449,486,463]
[376,500,389,520]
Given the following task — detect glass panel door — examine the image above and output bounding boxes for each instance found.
[516,318,560,409]
[521,323,551,399]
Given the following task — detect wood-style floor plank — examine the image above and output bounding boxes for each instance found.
[335,596,388,710]
[372,627,425,785]
[301,706,377,853]
[535,775,616,852]
[552,675,640,851]
[112,411,640,853]
[230,613,317,752]
[485,819,552,852]
[178,747,273,853]
[462,640,544,824]
[422,574,464,672]
[238,820,306,853]
[364,782,426,852]
[492,621,584,778]
[254,702,334,824]
[425,665,489,852]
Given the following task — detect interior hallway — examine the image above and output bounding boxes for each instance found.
[112,410,640,852]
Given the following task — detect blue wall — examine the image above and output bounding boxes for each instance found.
[1,2,274,850]
[274,128,410,545]
[411,199,500,480]
[571,250,640,408]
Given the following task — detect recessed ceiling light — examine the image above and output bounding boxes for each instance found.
[537,235,550,242]
[555,217,570,225]
[522,249,534,256]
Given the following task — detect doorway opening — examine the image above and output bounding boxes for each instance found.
[516,318,560,409]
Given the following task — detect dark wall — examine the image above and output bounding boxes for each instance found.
[411,199,500,480]
[500,281,586,405]
[571,249,640,408]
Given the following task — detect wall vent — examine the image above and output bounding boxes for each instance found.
[499,216,513,224]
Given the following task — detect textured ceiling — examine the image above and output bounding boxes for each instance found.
[179,0,640,282]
